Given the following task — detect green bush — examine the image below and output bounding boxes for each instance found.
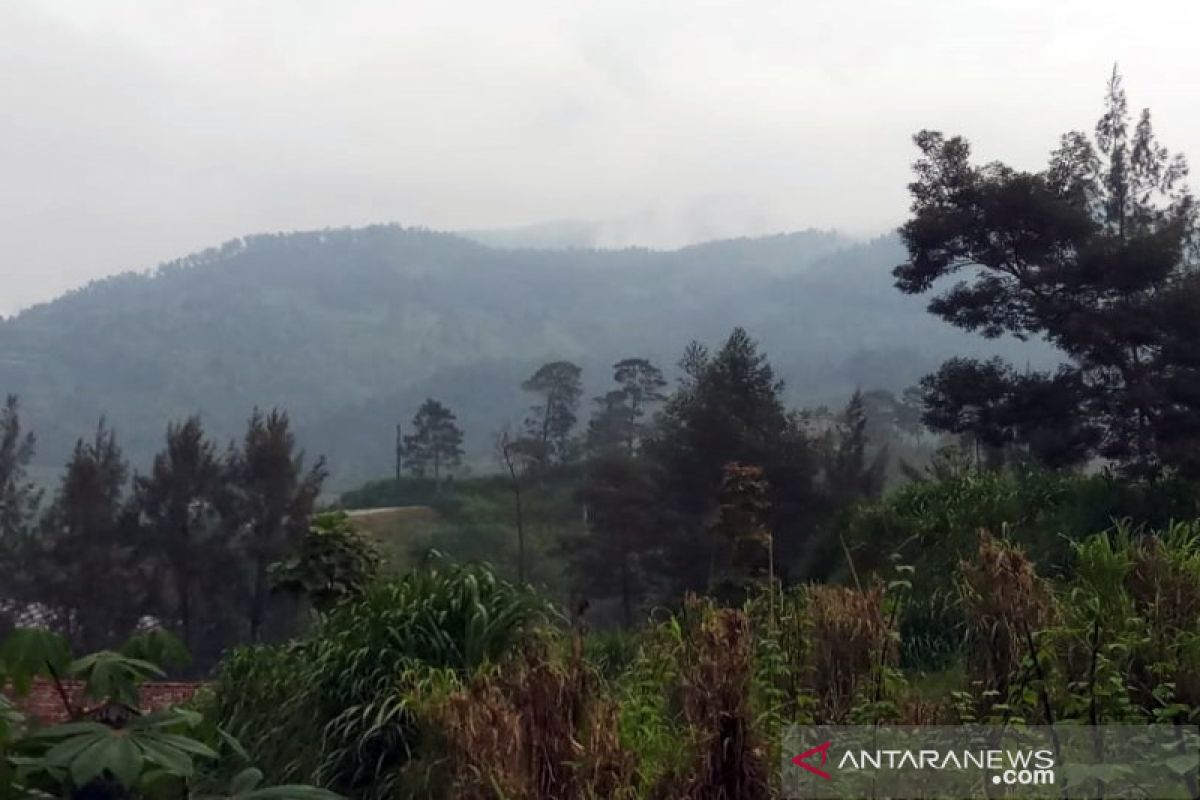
[207,562,550,799]
[841,469,1199,670]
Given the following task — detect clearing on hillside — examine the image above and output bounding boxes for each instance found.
[346,506,443,567]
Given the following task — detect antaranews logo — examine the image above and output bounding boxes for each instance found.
[790,740,1055,785]
[790,740,833,780]
[781,725,1199,799]
[792,738,1056,796]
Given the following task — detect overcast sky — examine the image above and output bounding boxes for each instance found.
[2,0,1199,315]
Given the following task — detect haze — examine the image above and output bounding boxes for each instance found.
[3,0,1198,316]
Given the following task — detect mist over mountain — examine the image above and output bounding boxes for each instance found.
[0,224,1055,489]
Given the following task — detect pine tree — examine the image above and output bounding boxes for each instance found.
[611,358,667,452]
[651,328,817,592]
[896,68,1199,476]
[0,395,40,542]
[403,398,464,485]
[586,390,635,455]
[0,395,42,630]
[588,358,667,455]
[229,409,326,641]
[521,361,583,466]
[134,417,228,653]
[574,451,661,627]
[709,462,772,606]
[824,390,888,504]
[40,419,142,651]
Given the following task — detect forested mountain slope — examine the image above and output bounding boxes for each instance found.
[0,225,1053,488]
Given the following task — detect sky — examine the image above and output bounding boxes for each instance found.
[2,0,1199,316]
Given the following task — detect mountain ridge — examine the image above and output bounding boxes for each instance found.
[0,224,1054,489]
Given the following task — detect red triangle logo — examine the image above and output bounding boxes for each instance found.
[791,740,833,780]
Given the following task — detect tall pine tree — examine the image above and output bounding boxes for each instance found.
[0,395,41,631]
[230,409,326,641]
[521,361,582,467]
[651,328,817,592]
[896,69,1199,476]
[403,399,464,486]
[823,390,888,504]
[587,358,666,455]
[0,395,40,542]
[41,419,143,651]
[134,417,230,655]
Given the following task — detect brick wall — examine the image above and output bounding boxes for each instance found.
[8,679,204,725]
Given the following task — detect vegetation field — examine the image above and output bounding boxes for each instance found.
[4,71,1200,799]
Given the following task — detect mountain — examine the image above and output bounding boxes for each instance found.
[0,225,1055,489]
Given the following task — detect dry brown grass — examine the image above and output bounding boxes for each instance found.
[652,595,769,800]
[959,530,1057,713]
[423,636,635,800]
[801,581,891,723]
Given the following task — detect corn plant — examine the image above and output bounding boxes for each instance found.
[208,561,550,799]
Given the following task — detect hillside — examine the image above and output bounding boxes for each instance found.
[0,225,1054,488]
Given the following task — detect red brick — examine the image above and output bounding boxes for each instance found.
[5,679,204,725]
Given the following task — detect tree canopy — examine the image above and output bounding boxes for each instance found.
[403,399,465,483]
[896,68,1199,476]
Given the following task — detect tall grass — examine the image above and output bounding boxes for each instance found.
[206,562,549,798]
[202,512,1200,798]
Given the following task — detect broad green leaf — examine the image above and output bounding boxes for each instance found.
[146,733,218,760]
[31,722,112,741]
[68,734,116,786]
[105,735,142,787]
[69,651,164,704]
[1,630,71,694]
[1163,753,1197,776]
[137,735,195,777]
[42,731,109,767]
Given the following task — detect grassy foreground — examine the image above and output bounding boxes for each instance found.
[200,517,1200,799]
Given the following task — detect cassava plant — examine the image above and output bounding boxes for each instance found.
[0,628,338,800]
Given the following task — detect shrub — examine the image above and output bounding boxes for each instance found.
[207,562,550,798]
[842,469,1199,671]
[411,635,636,800]
[958,531,1057,719]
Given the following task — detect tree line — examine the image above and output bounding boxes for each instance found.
[0,337,905,663]
[391,337,902,628]
[0,401,324,669]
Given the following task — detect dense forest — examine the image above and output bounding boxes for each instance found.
[2,71,1200,800]
[0,225,1053,489]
